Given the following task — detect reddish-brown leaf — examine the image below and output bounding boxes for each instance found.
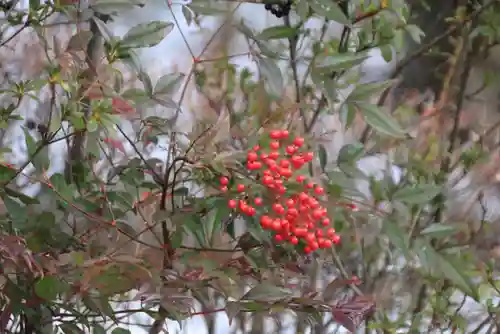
[331,295,375,332]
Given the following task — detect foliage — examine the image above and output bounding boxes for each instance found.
[1,0,500,333]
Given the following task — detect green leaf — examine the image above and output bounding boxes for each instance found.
[92,325,107,334]
[316,52,369,71]
[87,119,99,133]
[420,223,457,239]
[182,5,193,25]
[243,282,292,302]
[0,164,18,184]
[419,244,478,300]
[347,79,398,102]
[92,0,144,15]
[154,72,186,96]
[49,173,74,201]
[381,220,410,257]
[122,21,174,48]
[111,328,131,334]
[92,16,115,42]
[66,30,93,51]
[296,0,310,20]
[5,187,39,205]
[23,128,49,172]
[338,143,364,165]
[405,24,425,44]
[355,103,406,138]
[59,324,84,334]
[186,3,228,15]
[258,57,283,96]
[35,276,65,301]
[318,144,327,171]
[379,44,393,62]
[393,184,441,205]
[202,201,231,246]
[310,0,350,25]
[257,25,297,40]
[3,195,27,223]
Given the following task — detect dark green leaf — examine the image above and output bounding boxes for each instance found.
[23,128,49,171]
[420,223,457,239]
[92,0,143,15]
[419,243,478,300]
[338,143,364,165]
[182,5,193,25]
[257,25,297,40]
[393,184,441,204]
[92,17,115,42]
[3,196,26,223]
[122,21,174,48]
[258,57,283,96]
[187,3,228,15]
[0,164,18,184]
[111,328,131,334]
[59,324,84,334]
[92,325,107,334]
[296,0,310,20]
[355,103,406,138]
[347,79,398,102]
[5,187,39,204]
[310,0,350,25]
[35,276,64,301]
[316,53,369,71]
[381,220,410,257]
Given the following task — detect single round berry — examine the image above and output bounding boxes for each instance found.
[220,176,229,185]
[236,184,245,192]
[228,199,237,209]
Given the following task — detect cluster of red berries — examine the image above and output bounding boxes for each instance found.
[219,129,342,253]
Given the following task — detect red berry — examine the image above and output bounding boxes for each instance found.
[220,176,229,185]
[228,199,237,209]
[293,136,305,147]
[237,184,245,192]
[296,175,305,183]
[270,141,280,150]
[280,130,289,138]
[254,197,263,205]
[274,234,284,242]
[272,203,285,215]
[332,234,341,244]
[247,151,258,161]
[321,218,330,226]
[220,186,228,192]
[314,186,324,195]
[320,239,332,248]
[253,145,260,151]
[286,145,297,155]
[290,236,299,245]
[268,151,279,160]
[279,159,290,168]
[260,215,272,228]
[247,162,262,170]
[270,130,281,139]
